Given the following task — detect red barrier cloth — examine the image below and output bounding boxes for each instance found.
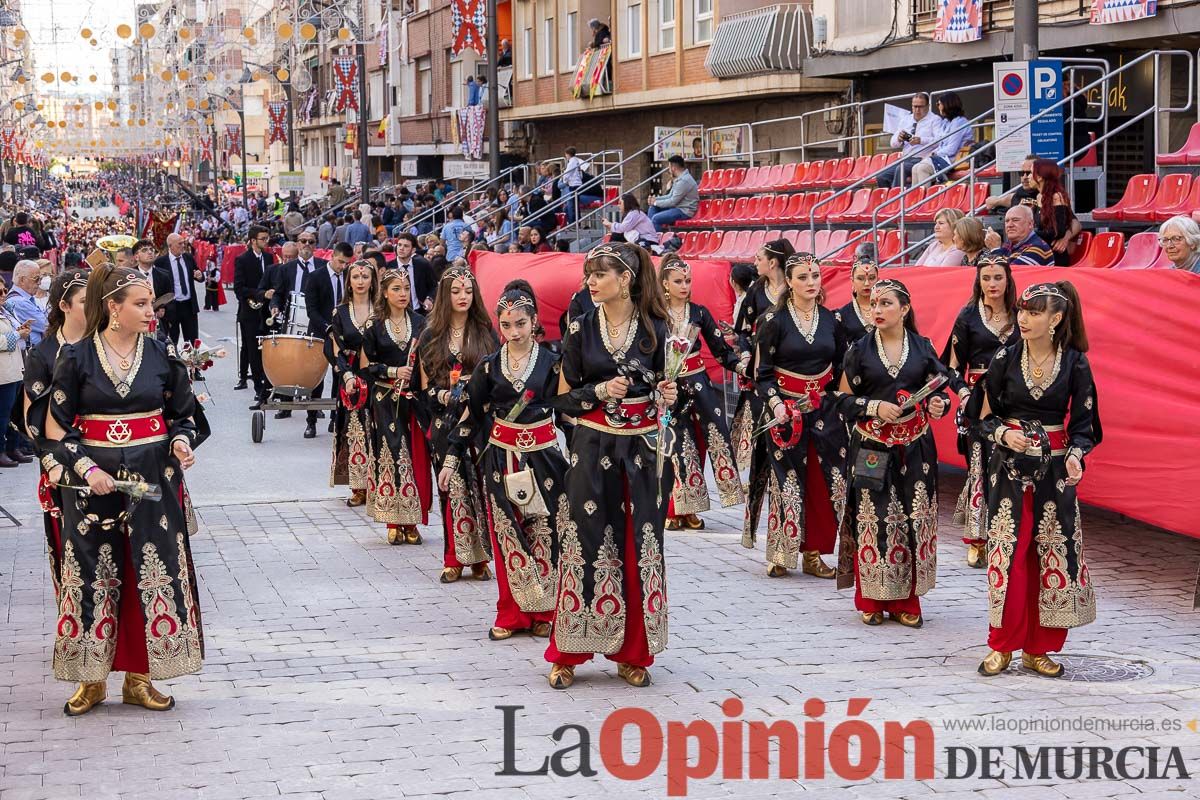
[821,266,1200,538]
[469,252,736,382]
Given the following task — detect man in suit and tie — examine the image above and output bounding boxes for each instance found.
[232,225,276,407]
[303,241,352,438]
[392,233,436,311]
[153,233,205,346]
[260,241,297,334]
[267,229,329,427]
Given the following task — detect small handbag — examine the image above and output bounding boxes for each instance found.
[853,447,890,492]
[503,467,549,517]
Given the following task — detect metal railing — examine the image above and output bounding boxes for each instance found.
[395,164,530,236]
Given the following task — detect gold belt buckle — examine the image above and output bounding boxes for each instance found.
[106,419,132,444]
[515,429,538,450]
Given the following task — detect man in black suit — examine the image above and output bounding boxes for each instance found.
[153,233,205,346]
[260,241,297,334]
[232,225,275,406]
[266,230,328,427]
[302,241,352,438]
[392,233,436,311]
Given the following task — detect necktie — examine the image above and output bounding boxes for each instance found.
[333,272,341,306]
[174,256,189,300]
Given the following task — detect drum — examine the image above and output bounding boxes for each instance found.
[259,334,328,393]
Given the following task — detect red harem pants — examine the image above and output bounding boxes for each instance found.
[545,483,654,669]
[987,489,1068,654]
[113,546,151,674]
[803,440,837,555]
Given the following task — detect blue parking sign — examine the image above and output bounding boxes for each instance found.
[1029,59,1064,162]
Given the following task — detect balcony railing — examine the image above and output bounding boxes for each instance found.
[704,4,809,80]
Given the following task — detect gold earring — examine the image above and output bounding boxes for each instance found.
[110,315,120,331]
[1049,324,1056,338]
[621,286,630,299]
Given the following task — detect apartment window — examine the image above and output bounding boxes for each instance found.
[624,3,642,58]
[659,0,675,51]
[694,0,713,44]
[561,10,579,70]
[416,56,431,114]
[542,17,555,74]
[417,0,430,11]
[522,27,533,78]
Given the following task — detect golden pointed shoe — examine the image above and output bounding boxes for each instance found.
[530,621,552,638]
[978,649,1012,676]
[665,516,683,531]
[64,681,106,716]
[801,550,836,579]
[346,490,367,508]
[766,563,788,578]
[404,527,422,545]
[891,612,924,629]
[386,525,403,545]
[548,663,575,690]
[122,673,175,711]
[1022,652,1064,678]
[471,563,493,581]
[861,612,885,626]
[966,543,986,569]
[439,567,463,584]
[683,514,705,530]
[488,626,515,641]
[617,663,651,688]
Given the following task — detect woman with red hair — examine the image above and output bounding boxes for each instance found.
[1030,159,1080,267]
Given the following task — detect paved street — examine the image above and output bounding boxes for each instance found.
[2,308,1200,798]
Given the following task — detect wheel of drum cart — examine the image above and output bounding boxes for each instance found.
[251,410,265,443]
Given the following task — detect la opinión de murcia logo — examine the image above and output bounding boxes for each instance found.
[497,700,1191,795]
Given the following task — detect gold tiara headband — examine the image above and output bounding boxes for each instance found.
[381,268,410,285]
[1020,283,1066,303]
[586,243,640,276]
[763,244,788,257]
[785,253,820,269]
[660,257,691,275]
[852,257,878,270]
[440,265,474,284]
[63,275,89,291]
[102,272,152,299]
[496,294,536,314]
[871,279,910,300]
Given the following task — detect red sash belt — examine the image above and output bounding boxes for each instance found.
[680,352,706,377]
[376,378,414,398]
[489,417,558,452]
[776,366,832,409]
[965,367,987,388]
[77,410,168,448]
[1004,420,1068,455]
[578,396,657,435]
[856,408,928,447]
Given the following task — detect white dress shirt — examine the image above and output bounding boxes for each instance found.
[890,112,942,160]
[169,253,191,301]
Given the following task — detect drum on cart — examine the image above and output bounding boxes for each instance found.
[250,334,334,443]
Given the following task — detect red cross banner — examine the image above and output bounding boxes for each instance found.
[267,101,289,145]
[199,134,213,162]
[226,124,242,157]
[15,136,26,164]
[332,56,359,112]
[0,127,15,161]
[451,0,486,56]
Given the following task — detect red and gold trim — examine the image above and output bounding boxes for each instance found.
[489,417,558,453]
[578,396,656,435]
[1003,420,1067,456]
[856,408,928,447]
[77,410,168,448]
[775,366,832,408]
[679,352,706,378]
[965,367,987,388]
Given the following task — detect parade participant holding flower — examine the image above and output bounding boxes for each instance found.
[328,259,378,507]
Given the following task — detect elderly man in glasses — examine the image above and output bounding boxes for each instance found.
[1159,216,1200,273]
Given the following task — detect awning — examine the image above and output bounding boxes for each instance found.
[704,4,809,79]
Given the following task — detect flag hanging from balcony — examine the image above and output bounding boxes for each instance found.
[344,123,357,151]
[332,56,359,112]
[450,0,486,56]
[198,135,213,162]
[1089,0,1157,24]
[225,124,242,157]
[267,102,289,145]
[932,0,982,43]
[0,127,15,160]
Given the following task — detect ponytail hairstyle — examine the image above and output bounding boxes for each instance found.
[497,278,544,338]
[373,268,411,321]
[46,269,90,337]
[1017,281,1088,352]
[777,252,826,310]
[871,278,919,334]
[970,250,1017,313]
[583,242,667,355]
[83,264,153,337]
[757,238,793,286]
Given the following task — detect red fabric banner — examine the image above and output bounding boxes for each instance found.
[819,265,1200,539]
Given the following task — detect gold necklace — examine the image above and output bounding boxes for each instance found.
[102,334,137,370]
[787,299,819,345]
[1028,348,1053,380]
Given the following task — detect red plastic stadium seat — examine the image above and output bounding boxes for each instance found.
[912,184,966,222]
[798,161,825,189]
[678,231,702,258]
[1093,174,1157,221]
[837,156,872,189]
[824,229,855,265]
[863,153,891,184]
[730,196,751,223]
[1071,133,1099,168]
[828,189,871,224]
[785,229,813,253]
[790,193,820,224]
[765,229,782,243]
[740,230,768,261]
[819,191,855,223]
[812,229,831,256]
[1065,232,1092,266]
[877,229,903,264]
[763,195,789,225]
[762,165,785,193]
[782,163,809,192]
[1122,173,1192,222]
[1111,232,1161,270]
[698,230,724,258]
[807,191,835,224]
[1149,246,1175,270]
[1071,232,1124,269]
[1151,174,1200,222]
[777,193,806,224]
[829,158,856,188]
[969,183,990,212]
[721,168,746,194]
[878,187,926,222]
[697,170,716,194]
[774,163,800,192]
[1158,123,1200,166]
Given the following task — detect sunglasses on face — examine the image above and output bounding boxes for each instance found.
[298,238,316,244]
[1019,171,1033,177]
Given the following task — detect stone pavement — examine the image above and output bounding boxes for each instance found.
[3,473,1200,799]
